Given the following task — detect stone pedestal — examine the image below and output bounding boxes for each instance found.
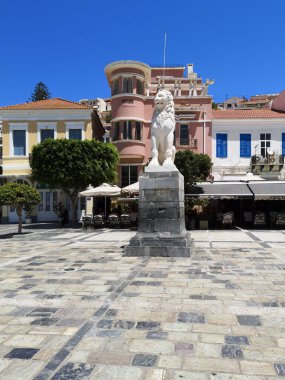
[124,168,192,257]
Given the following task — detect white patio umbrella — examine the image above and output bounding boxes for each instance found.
[121,182,139,194]
[79,183,121,217]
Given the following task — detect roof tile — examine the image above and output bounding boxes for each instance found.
[212,109,285,119]
[0,98,92,110]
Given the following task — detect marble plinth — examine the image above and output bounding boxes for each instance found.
[124,169,192,257]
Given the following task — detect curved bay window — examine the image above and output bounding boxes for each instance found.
[123,121,132,140]
[135,122,142,140]
[123,77,133,93]
[113,121,142,142]
[136,79,144,95]
[113,122,120,141]
[112,79,119,96]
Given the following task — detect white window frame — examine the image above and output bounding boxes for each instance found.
[259,132,271,158]
[37,122,57,143]
[9,123,28,157]
[65,122,85,140]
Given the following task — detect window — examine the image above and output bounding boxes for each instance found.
[52,192,58,212]
[13,130,26,156]
[240,134,251,158]
[41,129,54,142]
[38,191,58,213]
[260,133,271,158]
[112,79,119,95]
[38,192,44,212]
[46,191,51,211]
[121,166,138,187]
[113,122,120,141]
[79,196,86,211]
[123,77,133,93]
[135,122,141,140]
[137,79,144,95]
[69,129,82,140]
[216,133,227,158]
[282,133,285,156]
[123,121,132,139]
[180,125,189,145]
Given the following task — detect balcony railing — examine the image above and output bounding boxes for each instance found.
[251,155,284,166]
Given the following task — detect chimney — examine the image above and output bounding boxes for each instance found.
[187,64,197,80]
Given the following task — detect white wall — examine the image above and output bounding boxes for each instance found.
[212,118,285,172]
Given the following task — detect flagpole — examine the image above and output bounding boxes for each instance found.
[163,32,167,78]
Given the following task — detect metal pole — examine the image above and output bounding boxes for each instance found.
[163,32,167,78]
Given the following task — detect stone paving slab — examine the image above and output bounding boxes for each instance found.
[0,226,284,379]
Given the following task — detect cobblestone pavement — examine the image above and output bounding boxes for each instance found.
[0,225,285,379]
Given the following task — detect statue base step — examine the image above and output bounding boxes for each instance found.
[124,233,193,257]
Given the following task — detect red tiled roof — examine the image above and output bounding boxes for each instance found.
[272,89,285,113]
[0,98,92,110]
[212,109,285,119]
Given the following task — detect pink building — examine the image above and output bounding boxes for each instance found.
[105,60,214,186]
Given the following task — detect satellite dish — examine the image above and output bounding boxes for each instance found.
[267,148,274,155]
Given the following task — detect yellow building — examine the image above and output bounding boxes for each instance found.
[0,98,98,223]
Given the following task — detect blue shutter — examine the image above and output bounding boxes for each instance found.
[13,130,26,156]
[240,134,251,157]
[216,133,227,158]
[282,133,285,156]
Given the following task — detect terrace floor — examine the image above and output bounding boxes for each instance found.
[0,225,284,379]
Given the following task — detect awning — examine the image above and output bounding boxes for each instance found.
[186,182,253,199]
[248,182,285,200]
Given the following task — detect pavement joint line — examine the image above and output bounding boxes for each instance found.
[241,230,271,248]
[32,255,150,380]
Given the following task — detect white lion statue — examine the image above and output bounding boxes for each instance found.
[148,89,176,168]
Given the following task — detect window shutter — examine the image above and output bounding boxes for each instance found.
[216,133,227,158]
[282,133,285,156]
[240,134,251,157]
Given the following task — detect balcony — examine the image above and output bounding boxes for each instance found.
[251,155,284,175]
[112,140,146,159]
[176,138,197,148]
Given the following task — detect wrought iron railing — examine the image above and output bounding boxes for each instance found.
[251,155,284,165]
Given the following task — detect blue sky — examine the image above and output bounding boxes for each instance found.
[1,0,284,106]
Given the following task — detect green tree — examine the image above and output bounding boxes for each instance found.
[212,101,218,109]
[175,150,212,193]
[30,82,51,101]
[0,183,41,234]
[30,139,119,223]
[105,112,112,123]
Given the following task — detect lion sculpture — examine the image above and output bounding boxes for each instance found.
[148,89,176,168]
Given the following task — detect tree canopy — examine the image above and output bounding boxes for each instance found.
[174,150,212,192]
[30,139,119,223]
[0,183,41,233]
[30,82,51,101]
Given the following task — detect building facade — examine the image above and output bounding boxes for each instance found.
[0,98,96,223]
[104,60,214,187]
[212,109,285,179]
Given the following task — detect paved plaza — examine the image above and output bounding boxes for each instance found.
[0,225,285,379]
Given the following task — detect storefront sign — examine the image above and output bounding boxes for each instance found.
[254,195,285,200]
